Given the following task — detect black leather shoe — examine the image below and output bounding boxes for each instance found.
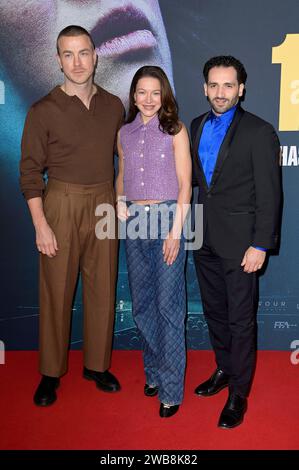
[159,403,180,418]
[194,368,229,396]
[218,393,247,429]
[83,367,121,392]
[33,375,60,406]
[144,384,158,397]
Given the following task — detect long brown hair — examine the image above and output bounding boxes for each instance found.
[126,66,181,135]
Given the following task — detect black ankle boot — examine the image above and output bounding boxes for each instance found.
[33,375,60,406]
[194,368,229,396]
[218,393,247,429]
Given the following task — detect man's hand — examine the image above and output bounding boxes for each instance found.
[241,246,266,273]
[36,220,58,258]
[163,232,180,266]
[27,196,58,258]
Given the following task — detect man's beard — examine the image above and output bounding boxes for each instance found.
[209,96,239,115]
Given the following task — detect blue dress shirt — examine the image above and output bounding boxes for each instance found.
[198,105,237,186]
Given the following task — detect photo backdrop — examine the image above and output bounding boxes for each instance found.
[0,0,298,351]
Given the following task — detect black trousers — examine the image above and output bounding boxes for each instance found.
[193,233,257,397]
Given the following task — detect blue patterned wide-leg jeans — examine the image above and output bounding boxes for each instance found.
[125,201,186,405]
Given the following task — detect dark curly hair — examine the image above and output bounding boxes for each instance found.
[126,66,181,135]
[203,56,247,85]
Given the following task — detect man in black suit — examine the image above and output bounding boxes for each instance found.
[191,56,281,428]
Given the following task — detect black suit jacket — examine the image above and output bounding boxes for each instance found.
[191,106,282,258]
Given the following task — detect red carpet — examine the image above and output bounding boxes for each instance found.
[0,351,298,450]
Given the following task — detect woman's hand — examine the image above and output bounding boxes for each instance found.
[116,200,130,221]
[163,232,180,266]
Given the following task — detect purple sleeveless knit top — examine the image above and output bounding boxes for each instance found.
[120,113,179,201]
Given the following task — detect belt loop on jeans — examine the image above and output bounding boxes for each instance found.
[64,183,69,195]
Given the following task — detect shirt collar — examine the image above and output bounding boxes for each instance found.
[50,84,101,111]
[127,112,159,134]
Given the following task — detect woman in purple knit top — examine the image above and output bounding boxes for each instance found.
[116,66,192,418]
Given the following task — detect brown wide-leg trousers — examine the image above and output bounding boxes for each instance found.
[39,178,118,377]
